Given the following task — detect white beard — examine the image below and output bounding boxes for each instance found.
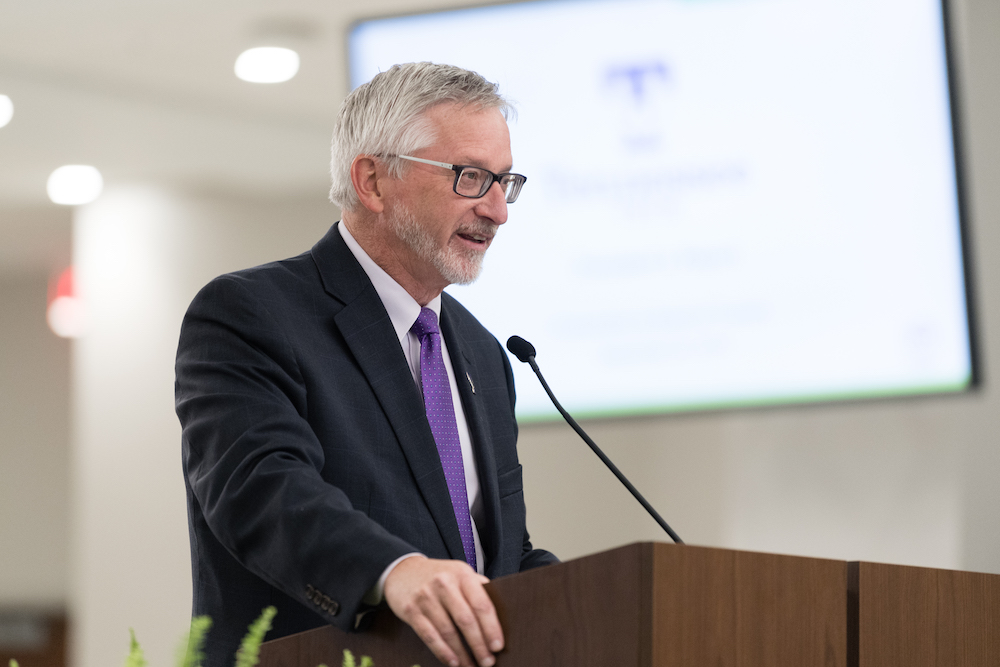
[387,201,494,286]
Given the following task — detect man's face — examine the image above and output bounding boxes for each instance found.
[384,103,512,294]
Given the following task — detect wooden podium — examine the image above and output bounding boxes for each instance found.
[850,560,1000,665]
[258,543,1000,667]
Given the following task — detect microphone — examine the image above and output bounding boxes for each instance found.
[505,335,536,363]
[506,335,683,544]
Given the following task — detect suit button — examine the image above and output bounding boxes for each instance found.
[328,600,340,615]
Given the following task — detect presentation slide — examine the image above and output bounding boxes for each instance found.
[350,0,973,420]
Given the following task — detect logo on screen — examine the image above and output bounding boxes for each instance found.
[604,60,672,153]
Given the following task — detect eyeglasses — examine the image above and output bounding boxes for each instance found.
[392,154,527,203]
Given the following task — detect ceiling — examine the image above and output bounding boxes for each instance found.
[0,0,492,274]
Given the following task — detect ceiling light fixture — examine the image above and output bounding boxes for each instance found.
[234,47,300,83]
[47,165,104,205]
[0,95,12,128]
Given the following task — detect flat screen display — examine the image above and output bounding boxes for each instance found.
[349,0,975,421]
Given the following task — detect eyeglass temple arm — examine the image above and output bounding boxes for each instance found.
[396,155,455,170]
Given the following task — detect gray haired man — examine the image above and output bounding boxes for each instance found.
[177,62,557,667]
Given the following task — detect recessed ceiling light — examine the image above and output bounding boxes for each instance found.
[47,165,104,205]
[234,47,300,83]
[0,95,12,128]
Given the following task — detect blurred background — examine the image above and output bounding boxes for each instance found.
[1,1,998,666]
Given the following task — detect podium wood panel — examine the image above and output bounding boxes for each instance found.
[850,561,1000,667]
[653,545,846,666]
[259,542,847,667]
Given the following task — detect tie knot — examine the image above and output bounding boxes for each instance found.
[410,307,440,338]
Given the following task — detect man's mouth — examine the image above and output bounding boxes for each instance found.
[456,224,496,247]
[458,232,490,244]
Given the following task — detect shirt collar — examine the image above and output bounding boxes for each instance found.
[338,221,441,342]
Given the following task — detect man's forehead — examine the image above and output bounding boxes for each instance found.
[421,103,512,167]
[421,102,508,131]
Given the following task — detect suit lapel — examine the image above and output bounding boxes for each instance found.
[311,224,467,562]
[440,297,503,575]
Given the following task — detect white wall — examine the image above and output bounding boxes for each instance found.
[952,0,1000,576]
[70,187,335,667]
[521,389,981,569]
[0,272,70,609]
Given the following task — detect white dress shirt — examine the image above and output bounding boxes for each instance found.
[339,222,486,602]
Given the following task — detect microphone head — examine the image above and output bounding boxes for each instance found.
[506,335,536,363]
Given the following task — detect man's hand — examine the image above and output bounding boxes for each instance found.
[383,555,503,667]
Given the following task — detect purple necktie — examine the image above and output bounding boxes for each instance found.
[410,307,477,570]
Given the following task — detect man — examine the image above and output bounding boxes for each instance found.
[176,62,557,667]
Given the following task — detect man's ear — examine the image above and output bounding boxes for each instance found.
[350,156,385,214]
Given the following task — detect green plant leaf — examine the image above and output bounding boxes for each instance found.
[176,616,213,667]
[340,649,375,667]
[234,606,277,667]
[124,628,148,667]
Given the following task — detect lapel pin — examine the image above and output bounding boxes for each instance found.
[466,372,475,394]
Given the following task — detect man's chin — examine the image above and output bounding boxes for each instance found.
[436,250,485,286]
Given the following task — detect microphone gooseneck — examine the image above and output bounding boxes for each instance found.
[505,336,683,544]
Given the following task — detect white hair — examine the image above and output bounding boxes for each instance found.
[329,62,512,211]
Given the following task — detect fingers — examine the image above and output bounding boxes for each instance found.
[440,573,502,667]
[461,574,504,655]
[383,557,504,667]
[407,605,468,667]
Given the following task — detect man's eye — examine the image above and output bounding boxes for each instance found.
[462,169,485,183]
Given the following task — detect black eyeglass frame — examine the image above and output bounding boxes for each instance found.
[390,154,527,203]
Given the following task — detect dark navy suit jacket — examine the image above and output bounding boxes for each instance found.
[175,223,556,667]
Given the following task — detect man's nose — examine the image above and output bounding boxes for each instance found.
[473,181,508,225]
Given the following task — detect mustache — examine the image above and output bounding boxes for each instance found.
[458,219,498,240]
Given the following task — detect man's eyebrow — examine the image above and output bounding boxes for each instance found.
[464,160,514,173]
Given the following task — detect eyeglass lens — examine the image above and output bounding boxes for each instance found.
[455,167,525,203]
